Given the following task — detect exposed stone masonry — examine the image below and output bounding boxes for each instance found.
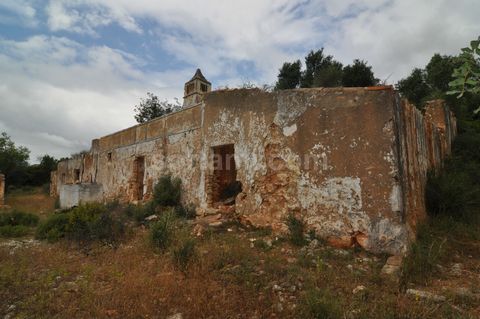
[50,71,456,254]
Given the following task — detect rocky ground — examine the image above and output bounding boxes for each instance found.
[0,192,479,318]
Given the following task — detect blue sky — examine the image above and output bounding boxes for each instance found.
[0,0,478,161]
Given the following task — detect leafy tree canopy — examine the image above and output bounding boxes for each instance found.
[396,68,431,109]
[274,60,302,90]
[448,38,480,114]
[0,132,30,188]
[301,49,343,88]
[134,92,180,123]
[342,59,378,87]
[275,49,378,90]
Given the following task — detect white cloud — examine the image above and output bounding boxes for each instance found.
[1,0,479,161]
[0,36,185,162]
[43,0,479,84]
[0,0,37,27]
[46,0,142,36]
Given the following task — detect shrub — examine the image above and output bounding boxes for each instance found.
[36,203,125,244]
[286,213,307,246]
[0,225,30,238]
[174,204,196,219]
[400,223,446,286]
[105,199,120,211]
[67,203,124,244]
[153,175,182,207]
[172,237,196,272]
[35,213,70,242]
[299,288,342,319]
[128,201,156,223]
[426,168,480,220]
[0,210,39,227]
[67,203,108,242]
[150,210,176,251]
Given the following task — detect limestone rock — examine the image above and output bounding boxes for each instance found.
[381,255,403,275]
[166,313,183,319]
[145,214,158,222]
[353,285,366,294]
[450,263,463,277]
[406,289,446,302]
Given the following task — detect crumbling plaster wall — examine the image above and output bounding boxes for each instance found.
[53,105,203,206]
[51,87,454,254]
[201,87,408,253]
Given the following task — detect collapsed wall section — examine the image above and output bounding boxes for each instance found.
[201,87,407,253]
[395,99,456,239]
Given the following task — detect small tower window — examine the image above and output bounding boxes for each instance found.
[186,83,195,95]
[201,83,208,92]
[107,152,112,162]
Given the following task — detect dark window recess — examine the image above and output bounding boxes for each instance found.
[107,152,112,161]
[134,156,145,201]
[74,169,81,183]
[201,83,208,92]
[186,83,195,95]
[210,144,241,206]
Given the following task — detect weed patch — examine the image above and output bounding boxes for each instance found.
[0,225,30,237]
[299,288,342,319]
[149,210,176,251]
[286,213,307,246]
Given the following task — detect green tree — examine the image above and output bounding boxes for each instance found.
[134,92,178,123]
[342,59,378,87]
[0,132,30,188]
[274,60,302,90]
[300,49,343,88]
[396,68,431,109]
[448,38,480,114]
[313,60,343,87]
[26,155,58,186]
[426,54,460,93]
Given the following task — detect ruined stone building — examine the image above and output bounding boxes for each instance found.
[50,69,456,254]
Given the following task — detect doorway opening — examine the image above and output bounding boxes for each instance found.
[134,156,145,201]
[210,144,241,206]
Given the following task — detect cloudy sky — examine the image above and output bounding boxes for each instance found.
[0,0,478,162]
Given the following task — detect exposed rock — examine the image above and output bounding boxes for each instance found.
[406,289,446,302]
[0,239,41,255]
[332,249,350,256]
[327,236,353,249]
[166,313,183,319]
[145,214,158,222]
[381,255,403,275]
[308,239,319,249]
[353,285,366,294]
[450,263,463,277]
[222,196,236,205]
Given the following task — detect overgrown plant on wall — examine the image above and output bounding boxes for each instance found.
[447,37,480,114]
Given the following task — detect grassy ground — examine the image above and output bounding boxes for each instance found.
[4,187,56,218]
[0,191,479,318]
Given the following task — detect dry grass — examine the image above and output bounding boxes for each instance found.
[4,188,55,218]
[1,226,479,318]
[1,191,479,318]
